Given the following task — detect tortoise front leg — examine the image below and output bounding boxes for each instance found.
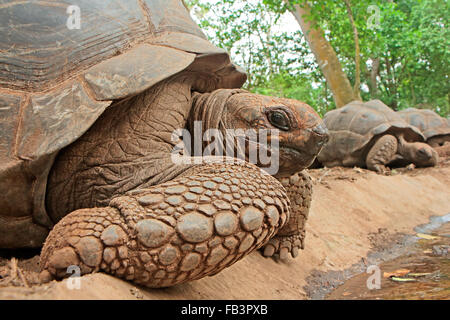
[365,134,398,174]
[261,171,312,260]
[39,160,290,288]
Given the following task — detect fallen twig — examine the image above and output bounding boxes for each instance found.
[17,268,30,288]
[317,168,330,183]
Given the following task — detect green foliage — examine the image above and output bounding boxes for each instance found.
[391,0,449,117]
[186,0,333,115]
[187,0,449,117]
[253,72,333,116]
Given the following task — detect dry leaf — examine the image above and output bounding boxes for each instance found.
[407,272,432,277]
[416,233,440,240]
[390,277,417,282]
[383,268,411,278]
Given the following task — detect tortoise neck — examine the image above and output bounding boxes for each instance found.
[46,76,195,222]
[189,89,245,140]
[396,135,415,161]
[190,91,227,135]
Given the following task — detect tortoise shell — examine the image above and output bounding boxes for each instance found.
[397,108,450,140]
[317,100,424,168]
[0,0,246,247]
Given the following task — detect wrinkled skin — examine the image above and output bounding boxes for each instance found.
[41,75,328,288]
[221,91,328,176]
[219,92,327,258]
[188,89,327,257]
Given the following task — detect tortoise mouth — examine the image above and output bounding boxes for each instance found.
[276,126,329,174]
[218,123,328,176]
[277,145,320,174]
[235,141,317,176]
[246,144,321,178]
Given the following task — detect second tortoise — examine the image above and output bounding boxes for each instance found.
[398,108,450,157]
[317,100,438,173]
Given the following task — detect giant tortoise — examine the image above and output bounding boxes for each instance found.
[398,108,450,157]
[0,0,328,288]
[317,100,438,173]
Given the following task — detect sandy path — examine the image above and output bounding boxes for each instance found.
[0,164,449,300]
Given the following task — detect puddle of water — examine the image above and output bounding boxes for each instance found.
[326,214,450,300]
[415,214,450,235]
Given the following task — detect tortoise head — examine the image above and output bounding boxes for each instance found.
[191,89,329,177]
[398,135,439,167]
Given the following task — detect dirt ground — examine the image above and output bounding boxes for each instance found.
[0,159,449,300]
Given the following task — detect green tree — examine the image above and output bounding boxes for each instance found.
[186,0,334,115]
[278,0,449,115]
[187,0,449,117]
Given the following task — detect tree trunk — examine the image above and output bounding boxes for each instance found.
[370,57,380,99]
[285,0,355,107]
[343,0,362,101]
[384,56,398,110]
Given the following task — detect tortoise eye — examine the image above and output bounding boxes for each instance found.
[268,110,290,131]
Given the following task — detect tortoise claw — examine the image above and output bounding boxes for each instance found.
[260,234,303,260]
[263,243,276,257]
[292,246,299,258]
[279,247,289,260]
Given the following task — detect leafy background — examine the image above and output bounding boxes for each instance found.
[186,0,449,117]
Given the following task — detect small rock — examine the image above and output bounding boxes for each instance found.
[130,287,144,300]
[432,245,449,256]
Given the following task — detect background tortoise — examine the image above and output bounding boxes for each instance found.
[0,0,328,288]
[317,100,438,173]
[398,108,450,157]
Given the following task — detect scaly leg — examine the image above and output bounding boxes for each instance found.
[40,159,290,288]
[365,135,398,174]
[261,171,312,260]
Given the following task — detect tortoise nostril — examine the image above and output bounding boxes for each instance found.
[312,122,328,136]
[311,123,329,144]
